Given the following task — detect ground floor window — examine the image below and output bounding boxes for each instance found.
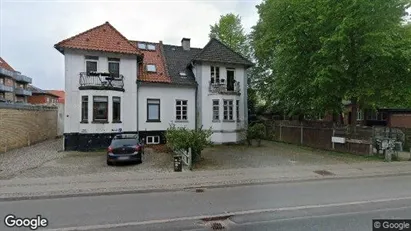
[236,100,240,121]
[147,99,160,122]
[146,136,160,144]
[81,96,88,122]
[223,100,233,121]
[93,96,108,122]
[212,99,220,121]
[112,96,121,122]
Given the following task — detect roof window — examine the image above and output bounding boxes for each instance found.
[138,43,147,50]
[179,71,187,77]
[146,64,157,72]
[147,44,156,50]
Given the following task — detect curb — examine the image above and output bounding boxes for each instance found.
[1,171,411,202]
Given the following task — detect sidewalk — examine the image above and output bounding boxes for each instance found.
[0,161,410,200]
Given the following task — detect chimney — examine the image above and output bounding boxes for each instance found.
[181,38,190,51]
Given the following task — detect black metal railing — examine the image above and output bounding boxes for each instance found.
[79,72,124,91]
[208,81,240,94]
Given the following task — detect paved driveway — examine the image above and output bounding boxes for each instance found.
[0,139,378,179]
[0,139,172,179]
[194,140,379,171]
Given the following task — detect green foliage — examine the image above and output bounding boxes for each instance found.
[247,123,266,146]
[209,13,250,58]
[165,124,212,162]
[252,0,411,120]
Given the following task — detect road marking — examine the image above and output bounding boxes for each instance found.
[42,196,411,231]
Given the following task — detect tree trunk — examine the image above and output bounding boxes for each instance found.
[350,98,358,133]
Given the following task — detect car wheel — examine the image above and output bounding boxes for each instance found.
[137,159,142,164]
[107,160,113,166]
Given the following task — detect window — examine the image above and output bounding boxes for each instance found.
[108,58,120,77]
[146,136,160,144]
[223,100,233,121]
[147,44,156,50]
[85,56,98,74]
[236,100,240,121]
[112,97,121,122]
[0,78,4,84]
[176,100,188,121]
[210,66,220,83]
[146,64,156,72]
[93,96,108,122]
[213,99,220,121]
[138,43,147,49]
[81,96,88,122]
[147,99,160,122]
[357,109,363,121]
[179,71,187,77]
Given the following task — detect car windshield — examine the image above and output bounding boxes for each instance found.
[111,139,137,148]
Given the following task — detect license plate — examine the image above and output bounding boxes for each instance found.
[118,156,129,160]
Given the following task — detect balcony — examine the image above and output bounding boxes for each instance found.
[14,73,32,83]
[208,80,240,95]
[79,72,124,92]
[0,83,13,92]
[0,67,15,78]
[15,87,32,96]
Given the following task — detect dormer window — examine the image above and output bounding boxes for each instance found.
[147,44,156,50]
[146,64,157,72]
[138,43,147,50]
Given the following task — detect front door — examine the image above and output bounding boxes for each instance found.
[226,69,235,91]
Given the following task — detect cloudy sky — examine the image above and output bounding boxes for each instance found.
[0,0,262,90]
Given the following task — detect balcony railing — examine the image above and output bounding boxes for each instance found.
[15,87,32,96]
[79,72,124,91]
[0,67,15,78]
[14,73,32,83]
[208,81,240,95]
[0,83,13,92]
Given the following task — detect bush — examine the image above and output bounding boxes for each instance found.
[247,122,266,146]
[165,124,212,162]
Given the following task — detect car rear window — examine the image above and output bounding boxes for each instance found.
[111,139,137,148]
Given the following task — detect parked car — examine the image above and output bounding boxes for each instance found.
[107,134,144,166]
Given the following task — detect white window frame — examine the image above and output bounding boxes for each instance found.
[147,44,156,50]
[138,43,147,50]
[146,136,160,144]
[146,64,157,72]
[212,99,220,121]
[236,100,240,121]
[85,56,98,74]
[175,100,188,121]
[210,66,220,83]
[223,99,234,121]
[108,58,120,76]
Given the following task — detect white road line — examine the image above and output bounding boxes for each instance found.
[42,196,411,231]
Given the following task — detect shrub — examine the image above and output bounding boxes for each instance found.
[247,122,266,146]
[165,124,212,163]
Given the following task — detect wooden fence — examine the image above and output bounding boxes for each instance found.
[263,120,374,155]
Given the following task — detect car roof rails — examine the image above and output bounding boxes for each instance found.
[114,134,139,139]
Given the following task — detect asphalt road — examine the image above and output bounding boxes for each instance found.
[1,175,411,231]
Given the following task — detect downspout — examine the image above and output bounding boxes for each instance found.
[195,84,198,131]
[136,79,139,135]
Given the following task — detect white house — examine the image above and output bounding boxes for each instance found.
[54,22,253,150]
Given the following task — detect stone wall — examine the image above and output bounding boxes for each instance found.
[0,103,58,152]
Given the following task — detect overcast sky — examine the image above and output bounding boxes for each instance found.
[0,0,262,90]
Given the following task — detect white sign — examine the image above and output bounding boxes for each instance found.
[332,136,346,144]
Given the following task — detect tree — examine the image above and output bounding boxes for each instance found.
[209,13,250,58]
[252,0,411,124]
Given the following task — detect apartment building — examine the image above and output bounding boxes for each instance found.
[0,57,32,103]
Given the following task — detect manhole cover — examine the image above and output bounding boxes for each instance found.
[314,170,335,176]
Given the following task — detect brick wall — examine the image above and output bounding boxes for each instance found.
[0,105,58,152]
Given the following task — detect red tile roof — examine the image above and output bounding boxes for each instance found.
[131,41,171,83]
[0,57,15,71]
[47,90,65,104]
[55,22,140,55]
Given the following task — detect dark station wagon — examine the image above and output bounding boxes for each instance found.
[106,134,144,166]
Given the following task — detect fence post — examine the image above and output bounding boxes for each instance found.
[188,148,192,171]
[300,122,303,144]
[332,128,335,150]
[279,123,283,141]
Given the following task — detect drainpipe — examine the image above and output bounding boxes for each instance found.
[195,84,198,131]
[136,79,139,137]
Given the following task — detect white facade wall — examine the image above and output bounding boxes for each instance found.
[64,49,138,134]
[138,85,196,131]
[195,62,247,143]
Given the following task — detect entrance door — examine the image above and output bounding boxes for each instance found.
[226,69,235,91]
